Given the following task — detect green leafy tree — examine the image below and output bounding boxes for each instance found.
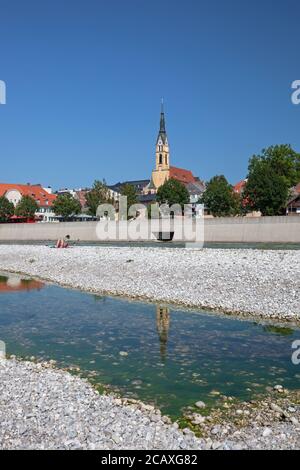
[120,183,138,219]
[86,180,113,216]
[156,178,190,213]
[200,175,239,217]
[15,195,39,219]
[244,160,289,216]
[120,183,138,206]
[0,196,15,222]
[243,145,300,216]
[248,145,300,188]
[52,193,81,220]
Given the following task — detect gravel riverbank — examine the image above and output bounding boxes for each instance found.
[0,359,201,450]
[1,359,300,450]
[0,245,299,321]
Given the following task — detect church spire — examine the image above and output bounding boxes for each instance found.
[157,99,168,145]
[155,99,170,173]
[159,98,166,134]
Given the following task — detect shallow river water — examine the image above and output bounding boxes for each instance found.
[0,273,299,417]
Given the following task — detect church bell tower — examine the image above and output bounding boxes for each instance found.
[152,101,170,189]
[155,101,170,170]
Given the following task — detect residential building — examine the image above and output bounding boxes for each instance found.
[287,183,300,215]
[109,180,150,196]
[235,179,300,216]
[56,188,78,198]
[291,182,300,196]
[56,188,89,211]
[233,179,262,217]
[0,183,57,222]
[286,194,300,215]
[57,187,119,213]
[75,189,89,211]
[233,179,247,195]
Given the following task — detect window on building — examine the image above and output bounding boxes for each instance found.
[159,154,163,165]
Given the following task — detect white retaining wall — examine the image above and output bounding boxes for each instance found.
[0,216,299,243]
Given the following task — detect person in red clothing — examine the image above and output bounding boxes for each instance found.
[55,235,70,248]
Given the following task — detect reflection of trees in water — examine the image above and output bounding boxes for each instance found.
[0,275,44,293]
[263,325,294,336]
[156,306,170,360]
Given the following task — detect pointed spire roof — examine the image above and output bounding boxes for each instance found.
[157,99,168,144]
[160,99,166,133]
[147,175,156,190]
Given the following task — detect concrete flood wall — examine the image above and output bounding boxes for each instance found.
[0,216,299,244]
[203,216,300,243]
[0,221,100,242]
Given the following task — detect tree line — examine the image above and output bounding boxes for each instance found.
[147,144,300,217]
[0,195,39,222]
[1,144,299,221]
[200,144,300,217]
[0,180,139,222]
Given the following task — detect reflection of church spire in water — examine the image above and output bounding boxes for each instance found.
[156,306,170,360]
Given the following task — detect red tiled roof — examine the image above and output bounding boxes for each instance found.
[0,183,56,207]
[169,166,196,184]
[233,180,247,194]
[75,190,88,208]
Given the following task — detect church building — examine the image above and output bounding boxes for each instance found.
[143,103,205,200]
[109,103,205,205]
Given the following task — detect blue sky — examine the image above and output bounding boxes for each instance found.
[0,0,299,189]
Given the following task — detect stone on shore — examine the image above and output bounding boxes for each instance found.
[0,245,298,321]
[0,359,202,450]
[1,359,300,450]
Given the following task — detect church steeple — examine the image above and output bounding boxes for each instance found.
[144,100,171,192]
[157,99,168,144]
[159,100,166,134]
[144,99,197,194]
[155,100,170,172]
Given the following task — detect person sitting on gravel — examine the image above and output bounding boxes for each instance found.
[55,235,70,249]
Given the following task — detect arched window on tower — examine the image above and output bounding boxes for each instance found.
[159,154,163,165]
[165,155,168,165]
